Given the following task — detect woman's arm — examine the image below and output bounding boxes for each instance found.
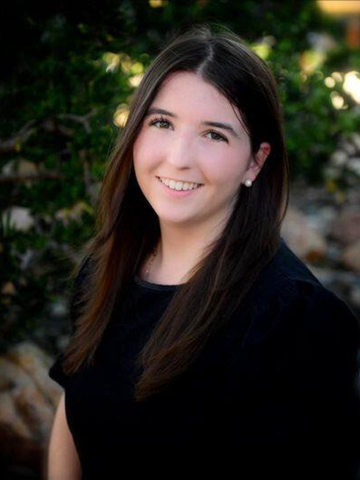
[47,392,82,480]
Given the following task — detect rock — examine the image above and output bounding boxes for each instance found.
[350,284,360,309]
[281,206,327,261]
[54,200,93,226]
[7,342,62,410]
[330,207,360,246]
[1,158,38,176]
[306,206,337,238]
[1,207,35,232]
[341,240,360,272]
[1,281,17,296]
[0,342,62,472]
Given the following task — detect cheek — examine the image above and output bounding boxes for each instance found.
[133,134,157,172]
[201,150,247,185]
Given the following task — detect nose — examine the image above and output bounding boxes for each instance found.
[165,133,194,169]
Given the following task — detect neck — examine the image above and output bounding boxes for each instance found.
[148,216,229,284]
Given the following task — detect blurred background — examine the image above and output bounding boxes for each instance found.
[1,0,360,478]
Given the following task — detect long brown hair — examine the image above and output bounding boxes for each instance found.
[62,23,290,402]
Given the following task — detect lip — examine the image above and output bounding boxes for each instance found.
[157,176,203,186]
[156,176,203,197]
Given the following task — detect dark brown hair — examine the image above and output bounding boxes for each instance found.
[62,23,290,402]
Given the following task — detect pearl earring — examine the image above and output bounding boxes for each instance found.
[244,179,252,187]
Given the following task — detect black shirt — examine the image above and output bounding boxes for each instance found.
[48,238,360,479]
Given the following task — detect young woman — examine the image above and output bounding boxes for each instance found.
[47,25,360,479]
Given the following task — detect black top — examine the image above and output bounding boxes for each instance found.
[48,238,360,479]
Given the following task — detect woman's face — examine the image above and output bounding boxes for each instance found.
[133,71,270,230]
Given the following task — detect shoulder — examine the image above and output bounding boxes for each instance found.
[254,237,324,292]
[242,239,359,349]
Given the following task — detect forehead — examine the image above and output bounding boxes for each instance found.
[152,71,242,123]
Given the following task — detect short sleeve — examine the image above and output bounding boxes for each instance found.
[48,254,92,389]
[48,351,68,389]
[292,284,360,469]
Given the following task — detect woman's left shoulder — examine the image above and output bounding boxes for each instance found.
[284,277,357,328]
[275,276,359,339]
[259,237,359,342]
[243,272,360,352]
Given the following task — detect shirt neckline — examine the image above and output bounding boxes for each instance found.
[134,274,183,291]
[134,238,286,292]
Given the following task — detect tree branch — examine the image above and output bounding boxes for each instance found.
[0,108,101,154]
[0,172,63,184]
[0,120,37,154]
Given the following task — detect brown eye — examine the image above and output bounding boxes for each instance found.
[148,116,171,129]
[206,131,228,143]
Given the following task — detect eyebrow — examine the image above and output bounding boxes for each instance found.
[145,107,240,139]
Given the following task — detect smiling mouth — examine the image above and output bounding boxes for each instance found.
[156,176,203,185]
[156,176,204,191]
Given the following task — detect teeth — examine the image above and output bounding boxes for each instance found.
[159,177,201,191]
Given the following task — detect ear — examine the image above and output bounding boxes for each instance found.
[243,142,271,183]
